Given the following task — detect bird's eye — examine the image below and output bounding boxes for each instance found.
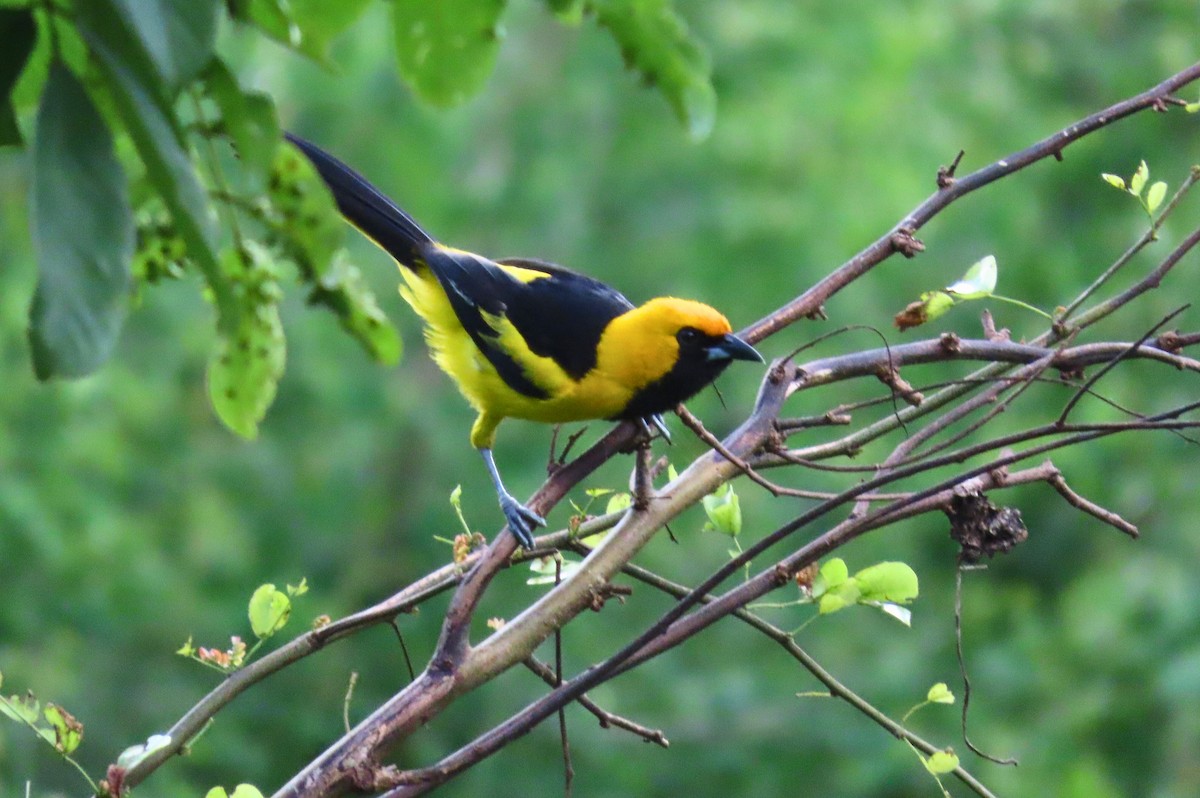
[676,327,702,346]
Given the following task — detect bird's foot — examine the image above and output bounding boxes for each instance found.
[499,493,545,549]
[637,414,672,445]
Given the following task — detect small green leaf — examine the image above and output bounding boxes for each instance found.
[811,557,848,597]
[592,0,716,139]
[248,583,291,639]
[0,692,39,724]
[43,702,82,754]
[0,8,37,146]
[546,0,585,23]
[289,0,374,61]
[205,789,230,798]
[1145,181,1167,214]
[527,555,581,585]
[391,0,506,107]
[945,255,997,299]
[876,602,912,626]
[585,488,614,498]
[1100,173,1126,190]
[854,561,919,603]
[701,483,742,537]
[1186,101,1200,113]
[450,484,463,508]
[924,749,960,775]
[207,245,286,438]
[228,0,299,47]
[306,253,402,365]
[1129,160,1148,196]
[28,62,133,379]
[176,636,195,656]
[286,577,308,597]
[605,492,632,514]
[817,579,861,615]
[205,59,280,189]
[117,733,172,768]
[229,787,266,798]
[927,682,955,704]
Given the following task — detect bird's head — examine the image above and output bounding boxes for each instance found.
[602,297,763,419]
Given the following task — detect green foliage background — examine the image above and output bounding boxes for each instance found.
[3,1,1200,796]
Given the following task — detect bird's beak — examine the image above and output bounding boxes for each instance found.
[706,333,764,363]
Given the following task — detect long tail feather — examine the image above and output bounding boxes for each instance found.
[284,132,434,265]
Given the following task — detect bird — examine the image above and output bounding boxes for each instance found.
[286,132,763,549]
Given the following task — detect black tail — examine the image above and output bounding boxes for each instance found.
[284,132,434,265]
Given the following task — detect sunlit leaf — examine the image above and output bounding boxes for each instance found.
[925,749,959,775]
[43,702,83,753]
[248,583,291,638]
[605,492,632,514]
[1129,160,1148,196]
[229,786,266,798]
[927,682,955,704]
[28,63,133,379]
[854,561,919,603]
[945,255,997,299]
[1145,181,1167,214]
[1100,173,1126,190]
[811,557,848,597]
[701,482,741,537]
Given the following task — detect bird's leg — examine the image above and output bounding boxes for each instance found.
[638,414,672,444]
[480,448,545,549]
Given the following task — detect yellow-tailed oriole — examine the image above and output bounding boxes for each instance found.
[287,133,763,548]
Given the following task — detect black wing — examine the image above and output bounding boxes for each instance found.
[422,249,634,395]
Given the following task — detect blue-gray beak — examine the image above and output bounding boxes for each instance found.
[706,333,764,363]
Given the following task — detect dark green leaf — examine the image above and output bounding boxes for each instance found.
[75,0,236,333]
[592,0,716,140]
[289,0,373,61]
[28,63,133,380]
[112,0,220,91]
[0,8,37,146]
[205,59,280,188]
[545,0,585,23]
[391,0,506,106]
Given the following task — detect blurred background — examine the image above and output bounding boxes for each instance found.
[3,1,1200,796]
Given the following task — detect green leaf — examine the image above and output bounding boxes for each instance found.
[228,0,299,47]
[927,682,955,704]
[75,0,236,333]
[854,561,919,603]
[112,0,220,91]
[207,245,287,438]
[248,583,291,638]
[43,702,82,754]
[817,579,861,615]
[1129,160,1148,197]
[701,482,742,536]
[205,789,230,798]
[289,0,374,61]
[27,62,133,380]
[527,555,582,585]
[0,8,36,146]
[924,749,960,775]
[229,787,266,798]
[592,0,716,140]
[922,290,956,322]
[270,141,344,276]
[1100,173,1126,190]
[945,255,997,299]
[1145,180,1167,214]
[306,253,402,365]
[546,0,585,24]
[204,59,280,189]
[0,692,39,724]
[605,492,632,514]
[811,557,848,597]
[391,0,506,107]
[116,733,173,768]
